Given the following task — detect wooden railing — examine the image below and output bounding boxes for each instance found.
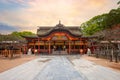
[93,49,120,63]
[0,49,22,58]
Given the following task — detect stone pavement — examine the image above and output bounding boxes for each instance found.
[0,55,120,80]
[0,56,52,80]
[72,58,120,80]
[33,56,87,80]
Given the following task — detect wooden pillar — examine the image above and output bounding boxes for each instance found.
[118,44,120,50]
[33,39,35,54]
[27,38,29,50]
[49,41,51,54]
[83,40,85,54]
[54,41,55,45]
[69,40,71,54]
[79,39,82,54]
[74,41,75,53]
[44,41,45,50]
[26,38,30,54]
[53,41,56,51]
[38,38,40,54]
[64,41,66,51]
[23,45,26,54]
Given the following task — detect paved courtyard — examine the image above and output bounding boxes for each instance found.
[0,55,120,80]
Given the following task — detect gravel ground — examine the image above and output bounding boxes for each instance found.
[0,54,38,73]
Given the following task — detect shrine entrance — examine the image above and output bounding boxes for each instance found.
[55,45,63,51]
[23,21,88,55]
[50,32,68,52]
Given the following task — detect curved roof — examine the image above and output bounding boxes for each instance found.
[37,22,82,37]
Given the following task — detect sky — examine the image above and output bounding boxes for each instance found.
[0,0,119,34]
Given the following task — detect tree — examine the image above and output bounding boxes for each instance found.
[81,8,120,36]
[106,8,120,28]
[80,1,120,62]
[117,1,120,8]
[81,14,107,35]
[0,31,35,42]
[11,31,35,36]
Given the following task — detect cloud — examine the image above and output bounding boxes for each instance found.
[0,0,119,34]
[0,22,18,34]
[0,22,37,34]
[0,23,16,30]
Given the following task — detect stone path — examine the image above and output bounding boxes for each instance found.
[33,56,87,80]
[72,58,120,80]
[0,55,120,80]
[0,57,51,80]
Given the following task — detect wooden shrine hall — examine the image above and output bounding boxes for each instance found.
[23,21,88,54]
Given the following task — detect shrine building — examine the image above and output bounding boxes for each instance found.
[23,21,88,54]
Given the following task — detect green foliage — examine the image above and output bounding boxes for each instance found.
[11,31,35,36]
[106,8,120,28]
[117,1,120,5]
[0,34,18,41]
[81,14,107,35]
[81,8,120,36]
[0,31,35,41]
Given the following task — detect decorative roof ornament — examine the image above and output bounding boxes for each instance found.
[59,20,61,24]
[55,20,64,29]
